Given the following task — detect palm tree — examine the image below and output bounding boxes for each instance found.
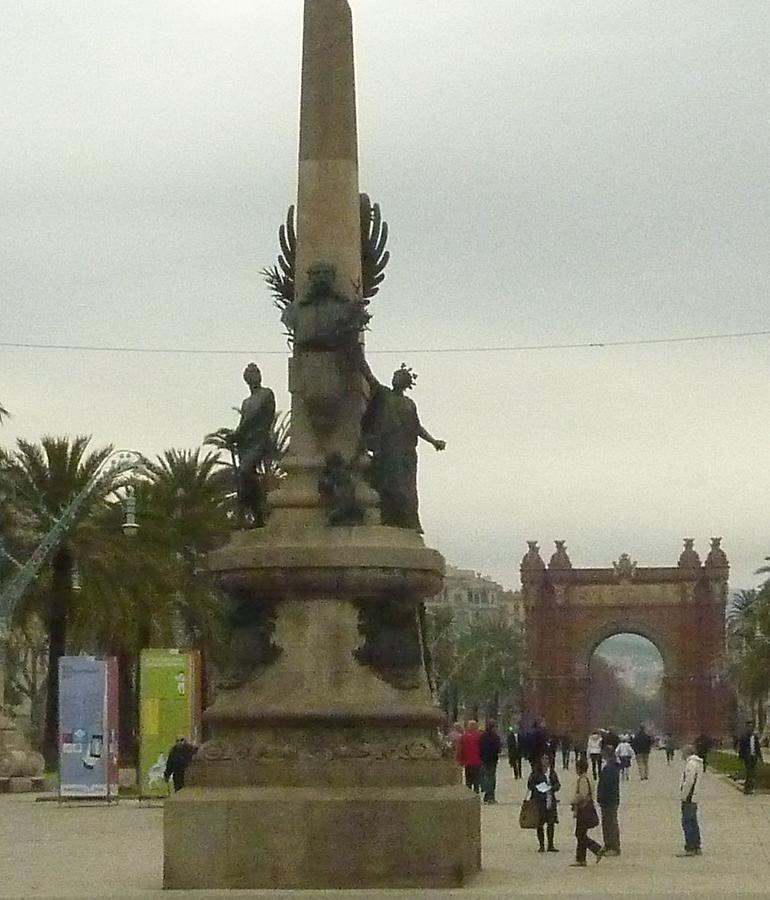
[140,449,233,706]
[2,435,118,766]
[727,586,770,731]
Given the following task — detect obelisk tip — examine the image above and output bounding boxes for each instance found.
[300,0,358,163]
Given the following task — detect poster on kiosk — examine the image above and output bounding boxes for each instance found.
[138,649,201,797]
[58,656,119,799]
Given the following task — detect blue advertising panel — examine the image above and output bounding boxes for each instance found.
[58,656,116,798]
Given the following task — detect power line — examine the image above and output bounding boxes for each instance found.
[1,329,769,357]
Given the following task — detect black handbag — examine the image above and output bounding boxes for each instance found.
[519,797,541,829]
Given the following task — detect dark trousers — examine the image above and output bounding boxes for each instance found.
[464,764,481,793]
[537,822,555,850]
[665,750,675,764]
[744,758,757,794]
[600,804,620,852]
[590,753,602,779]
[575,821,602,863]
[510,756,522,779]
[480,763,498,801]
[561,749,570,770]
[681,800,701,851]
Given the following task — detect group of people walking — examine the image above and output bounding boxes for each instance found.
[450,718,716,865]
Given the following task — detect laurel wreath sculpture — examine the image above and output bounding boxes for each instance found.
[261,193,390,317]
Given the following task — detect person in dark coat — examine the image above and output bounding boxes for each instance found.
[507,726,523,780]
[597,745,622,855]
[164,737,198,792]
[479,720,502,803]
[527,719,549,767]
[737,721,762,794]
[632,725,653,780]
[527,754,561,852]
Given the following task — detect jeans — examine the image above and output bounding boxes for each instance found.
[637,753,650,780]
[575,821,602,863]
[464,764,481,792]
[600,804,620,852]
[590,753,602,779]
[480,763,498,801]
[681,800,701,851]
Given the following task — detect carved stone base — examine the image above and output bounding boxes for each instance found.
[163,783,480,890]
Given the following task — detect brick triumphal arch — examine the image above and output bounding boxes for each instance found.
[521,539,729,740]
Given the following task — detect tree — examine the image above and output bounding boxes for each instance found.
[727,585,770,732]
[1,435,120,766]
[425,611,524,724]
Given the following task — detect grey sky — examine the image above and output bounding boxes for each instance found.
[2,1,769,591]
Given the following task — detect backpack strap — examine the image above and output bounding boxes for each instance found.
[685,771,698,803]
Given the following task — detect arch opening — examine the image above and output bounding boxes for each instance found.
[588,634,665,734]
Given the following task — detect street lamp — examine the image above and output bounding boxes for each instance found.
[121,485,139,538]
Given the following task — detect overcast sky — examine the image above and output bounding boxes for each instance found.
[2,1,769,592]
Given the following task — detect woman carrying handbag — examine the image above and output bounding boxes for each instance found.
[526,754,560,852]
[570,757,605,866]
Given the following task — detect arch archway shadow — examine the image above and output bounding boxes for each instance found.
[520,540,730,741]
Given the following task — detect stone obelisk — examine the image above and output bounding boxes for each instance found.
[163,0,480,889]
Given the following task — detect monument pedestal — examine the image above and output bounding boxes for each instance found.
[0,712,45,793]
[165,784,479,890]
[162,525,481,889]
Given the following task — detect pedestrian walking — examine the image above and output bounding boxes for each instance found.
[527,719,549,769]
[632,725,653,780]
[616,736,634,781]
[677,745,704,857]
[163,736,198,792]
[737,720,762,795]
[597,745,621,856]
[458,720,482,792]
[569,757,605,867]
[560,734,572,770]
[664,732,677,765]
[587,730,603,780]
[507,726,523,780]
[527,754,561,853]
[479,719,502,803]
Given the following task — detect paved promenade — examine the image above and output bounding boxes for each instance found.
[0,751,766,898]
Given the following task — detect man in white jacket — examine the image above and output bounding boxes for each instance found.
[678,745,704,856]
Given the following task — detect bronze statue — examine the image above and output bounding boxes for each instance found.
[281,261,370,351]
[358,352,445,532]
[226,364,276,527]
[318,452,365,526]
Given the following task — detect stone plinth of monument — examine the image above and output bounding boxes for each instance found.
[163,0,480,889]
[0,711,45,793]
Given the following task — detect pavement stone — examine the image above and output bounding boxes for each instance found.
[0,750,767,898]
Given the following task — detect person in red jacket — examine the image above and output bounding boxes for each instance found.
[458,720,482,793]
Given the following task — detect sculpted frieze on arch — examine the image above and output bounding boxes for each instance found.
[566,582,682,607]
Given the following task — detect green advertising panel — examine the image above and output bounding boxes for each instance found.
[138,649,201,797]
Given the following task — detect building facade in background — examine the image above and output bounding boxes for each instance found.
[426,566,522,631]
